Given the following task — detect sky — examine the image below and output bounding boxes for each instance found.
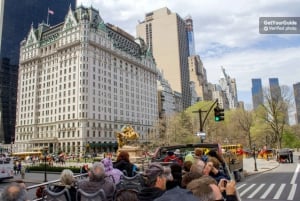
[77,0,300,107]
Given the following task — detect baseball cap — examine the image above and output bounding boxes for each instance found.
[145,163,173,181]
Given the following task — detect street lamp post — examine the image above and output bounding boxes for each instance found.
[43,149,48,182]
[253,144,258,171]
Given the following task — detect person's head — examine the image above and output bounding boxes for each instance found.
[186,176,216,201]
[183,160,193,172]
[114,189,139,201]
[167,151,174,156]
[194,148,203,157]
[1,183,28,201]
[101,157,113,172]
[190,159,205,175]
[15,180,26,190]
[89,162,105,181]
[184,153,194,163]
[181,171,202,188]
[203,161,214,175]
[117,151,130,163]
[207,156,221,169]
[60,169,75,186]
[144,163,171,190]
[188,175,223,201]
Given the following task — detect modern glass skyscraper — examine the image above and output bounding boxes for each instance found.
[251,78,263,109]
[269,77,282,101]
[293,82,300,124]
[0,0,75,143]
[185,15,196,56]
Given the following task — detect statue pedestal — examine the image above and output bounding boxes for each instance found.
[117,145,144,163]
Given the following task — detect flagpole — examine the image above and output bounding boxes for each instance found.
[47,8,49,25]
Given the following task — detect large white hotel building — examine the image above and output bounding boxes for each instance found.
[15,6,158,154]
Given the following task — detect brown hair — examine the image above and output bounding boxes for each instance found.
[194,148,203,157]
[208,156,220,169]
[183,160,193,172]
[186,176,217,200]
[181,171,202,188]
[117,151,130,163]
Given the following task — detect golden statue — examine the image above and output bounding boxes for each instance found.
[116,125,140,148]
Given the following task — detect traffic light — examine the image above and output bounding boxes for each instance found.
[214,107,225,121]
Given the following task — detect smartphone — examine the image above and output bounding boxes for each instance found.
[223,180,228,187]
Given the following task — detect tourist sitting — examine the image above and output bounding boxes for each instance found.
[187,175,238,201]
[166,163,182,190]
[52,169,77,201]
[113,151,138,177]
[138,162,173,201]
[1,183,28,201]
[78,162,116,201]
[101,157,124,184]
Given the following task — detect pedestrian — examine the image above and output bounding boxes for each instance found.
[17,161,22,175]
[21,165,26,179]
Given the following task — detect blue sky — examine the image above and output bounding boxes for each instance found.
[77,0,300,108]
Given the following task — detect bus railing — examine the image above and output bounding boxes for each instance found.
[26,173,88,201]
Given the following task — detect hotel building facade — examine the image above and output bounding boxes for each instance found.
[15,6,158,154]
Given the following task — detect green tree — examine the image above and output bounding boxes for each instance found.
[260,85,293,149]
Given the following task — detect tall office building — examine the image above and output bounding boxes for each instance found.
[188,55,209,101]
[219,67,238,109]
[0,0,76,144]
[185,15,196,56]
[269,78,289,124]
[251,78,263,109]
[293,82,300,124]
[136,7,191,109]
[15,6,158,154]
[269,78,282,100]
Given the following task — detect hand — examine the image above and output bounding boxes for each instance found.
[218,178,227,192]
[225,180,236,195]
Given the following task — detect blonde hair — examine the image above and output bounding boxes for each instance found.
[60,169,75,186]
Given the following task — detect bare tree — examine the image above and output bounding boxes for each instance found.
[261,85,293,149]
[231,108,254,148]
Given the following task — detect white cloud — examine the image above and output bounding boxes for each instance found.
[77,0,300,105]
[203,47,300,91]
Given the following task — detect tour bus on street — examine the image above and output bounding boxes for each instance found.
[152,143,242,201]
[0,156,13,181]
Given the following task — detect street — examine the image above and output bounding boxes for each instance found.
[0,154,299,201]
[238,155,300,201]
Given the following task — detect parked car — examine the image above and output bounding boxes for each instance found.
[277,148,293,163]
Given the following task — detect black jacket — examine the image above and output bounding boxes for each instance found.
[52,185,77,201]
[113,160,135,177]
[138,187,165,201]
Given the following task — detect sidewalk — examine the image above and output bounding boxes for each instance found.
[243,157,279,176]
